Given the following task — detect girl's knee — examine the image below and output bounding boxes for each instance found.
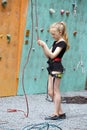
[54,92,61,99]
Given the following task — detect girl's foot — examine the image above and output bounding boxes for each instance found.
[45,114,59,120]
[45,113,66,120]
[59,113,66,119]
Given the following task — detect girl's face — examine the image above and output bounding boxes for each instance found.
[50,28,61,41]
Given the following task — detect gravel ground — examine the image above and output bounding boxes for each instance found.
[0,91,87,130]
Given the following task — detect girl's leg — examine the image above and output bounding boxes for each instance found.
[47,75,64,116]
[47,75,54,100]
[53,78,63,115]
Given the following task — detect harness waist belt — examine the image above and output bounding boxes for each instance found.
[53,58,61,61]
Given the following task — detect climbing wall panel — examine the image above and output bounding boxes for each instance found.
[18,0,87,95]
[0,0,28,97]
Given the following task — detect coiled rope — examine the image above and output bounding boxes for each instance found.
[22,122,62,130]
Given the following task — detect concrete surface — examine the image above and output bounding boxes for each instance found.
[0,91,87,130]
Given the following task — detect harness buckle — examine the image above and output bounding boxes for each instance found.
[55,73,62,78]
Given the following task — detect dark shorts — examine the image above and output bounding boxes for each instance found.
[47,61,64,74]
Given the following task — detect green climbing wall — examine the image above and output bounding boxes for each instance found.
[18,0,87,95]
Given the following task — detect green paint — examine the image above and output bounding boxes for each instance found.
[18,0,87,95]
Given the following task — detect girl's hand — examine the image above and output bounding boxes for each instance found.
[37,40,45,47]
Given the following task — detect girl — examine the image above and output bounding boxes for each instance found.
[37,22,70,120]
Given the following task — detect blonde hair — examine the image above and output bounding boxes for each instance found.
[49,22,70,51]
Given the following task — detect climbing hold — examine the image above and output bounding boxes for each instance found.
[73,31,77,36]
[34,77,37,81]
[74,8,77,15]
[72,3,76,8]
[25,40,28,44]
[49,8,55,14]
[73,67,76,71]
[46,39,48,43]
[35,27,38,32]
[72,2,77,15]
[40,28,44,32]
[60,9,65,15]
[0,34,3,39]
[66,11,70,16]
[26,30,30,37]
[0,56,2,61]
[7,34,11,43]
[47,29,49,32]
[41,67,44,71]
[2,0,7,8]
[32,48,35,51]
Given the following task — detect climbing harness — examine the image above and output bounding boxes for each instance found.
[50,72,63,79]
[46,71,63,102]
[53,57,61,62]
[50,72,63,92]
[46,57,63,101]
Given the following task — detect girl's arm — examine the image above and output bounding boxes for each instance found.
[37,40,62,59]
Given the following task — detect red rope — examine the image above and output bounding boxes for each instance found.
[7,0,34,118]
[35,0,40,40]
[7,0,39,118]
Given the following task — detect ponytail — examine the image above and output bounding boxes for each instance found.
[60,22,70,51]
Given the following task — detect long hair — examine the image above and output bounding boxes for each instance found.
[49,22,70,51]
